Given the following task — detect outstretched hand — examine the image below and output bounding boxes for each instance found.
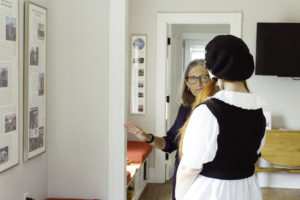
[124,122,149,141]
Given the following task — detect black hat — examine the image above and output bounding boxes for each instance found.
[205,35,254,81]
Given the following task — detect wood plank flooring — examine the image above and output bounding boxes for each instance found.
[139,179,300,200]
[139,179,173,200]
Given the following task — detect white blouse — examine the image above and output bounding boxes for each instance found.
[181,90,266,200]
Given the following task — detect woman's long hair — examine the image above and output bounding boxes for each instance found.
[177,78,250,159]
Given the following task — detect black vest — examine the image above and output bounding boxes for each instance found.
[198,98,266,180]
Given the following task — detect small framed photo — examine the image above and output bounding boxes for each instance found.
[133,58,144,64]
[138,69,144,76]
[138,92,144,98]
[138,105,144,112]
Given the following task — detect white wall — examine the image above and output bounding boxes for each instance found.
[128,0,300,187]
[47,0,109,199]
[0,1,49,200]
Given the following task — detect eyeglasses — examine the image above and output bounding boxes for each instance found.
[186,75,210,84]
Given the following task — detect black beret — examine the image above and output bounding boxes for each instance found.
[205,35,254,81]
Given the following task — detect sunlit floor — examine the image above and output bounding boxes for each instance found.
[139,178,300,200]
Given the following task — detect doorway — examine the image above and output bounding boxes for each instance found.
[165,24,230,181]
[155,13,242,183]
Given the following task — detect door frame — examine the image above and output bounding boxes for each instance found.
[155,13,242,183]
[108,0,128,199]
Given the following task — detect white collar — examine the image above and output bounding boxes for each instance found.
[205,90,266,110]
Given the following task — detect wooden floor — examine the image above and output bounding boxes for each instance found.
[139,178,173,200]
[139,179,300,200]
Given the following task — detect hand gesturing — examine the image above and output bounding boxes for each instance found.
[124,122,148,141]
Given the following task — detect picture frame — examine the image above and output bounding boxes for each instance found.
[23,1,47,161]
[130,35,147,114]
[0,0,20,174]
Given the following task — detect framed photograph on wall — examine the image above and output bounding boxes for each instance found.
[0,0,20,173]
[130,35,147,114]
[23,1,47,161]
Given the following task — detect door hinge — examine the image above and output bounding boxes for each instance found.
[167,38,171,45]
[166,95,170,103]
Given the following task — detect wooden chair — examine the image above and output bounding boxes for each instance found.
[255,130,300,173]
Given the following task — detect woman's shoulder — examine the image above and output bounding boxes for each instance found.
[179,104,191,113]
[205,90,266,110]
[178,104,191,117]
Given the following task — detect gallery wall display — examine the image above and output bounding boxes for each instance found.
[23,1,47,161]
[130,35,147,114]
[0,0,19,173]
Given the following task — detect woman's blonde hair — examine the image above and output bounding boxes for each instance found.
[177,78,250,158]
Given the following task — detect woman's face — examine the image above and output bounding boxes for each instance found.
[185,65,210,97]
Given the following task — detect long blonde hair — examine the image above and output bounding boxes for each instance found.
[177,78,250,158]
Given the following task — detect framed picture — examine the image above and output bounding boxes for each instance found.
[130,35,147,114]
[0,0,19,174]
[23,1,47,161]
[263,111,272,130]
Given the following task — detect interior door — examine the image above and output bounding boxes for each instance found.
[165,30,182,181]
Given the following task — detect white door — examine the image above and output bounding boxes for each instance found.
[165,30,182,181]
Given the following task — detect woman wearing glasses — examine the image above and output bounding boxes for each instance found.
[124,59,213,200]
